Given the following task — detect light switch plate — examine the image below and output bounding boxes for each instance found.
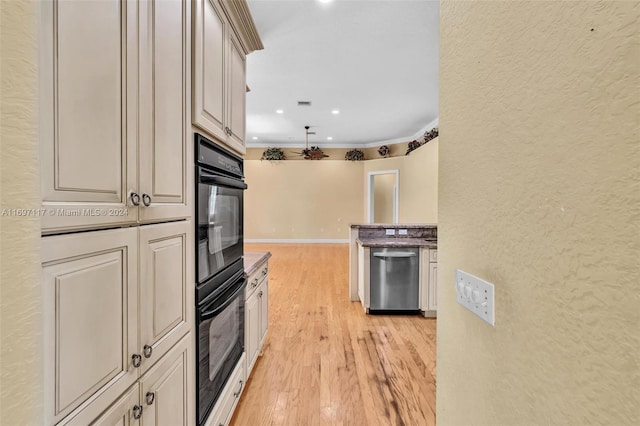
[398,229,408,235]
[455,269,495,326]
[385,229,395,235]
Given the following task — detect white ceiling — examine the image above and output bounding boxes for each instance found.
[245,0,439,148]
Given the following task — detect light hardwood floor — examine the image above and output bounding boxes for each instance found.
[231,244,436,426]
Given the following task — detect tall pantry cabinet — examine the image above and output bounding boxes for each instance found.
[39,0,194,424]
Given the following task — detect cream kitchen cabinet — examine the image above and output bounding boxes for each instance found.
[245,259,269,377]
[42,221,193,425]
[421,248,438,317]
[39,0,191,234]
[204,353,246,426]
[193,0,262,156]
[61,334,193,425]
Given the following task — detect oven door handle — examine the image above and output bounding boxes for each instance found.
[199,278,248,320]
[199,173,248,190]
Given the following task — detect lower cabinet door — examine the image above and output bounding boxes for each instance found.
[91,384,141,426]
[245,291,261,374]
[139,334,193,425]
[204,353,246,426]
[42,228,139,425]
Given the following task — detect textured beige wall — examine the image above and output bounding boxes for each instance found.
[0,0,44,423]
[438,1,639,425]
[373,173,396,223]
[244,161,364,239]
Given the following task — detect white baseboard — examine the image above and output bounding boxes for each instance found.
[245,238,349,244]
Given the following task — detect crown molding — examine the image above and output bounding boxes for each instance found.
[223,0,264,54]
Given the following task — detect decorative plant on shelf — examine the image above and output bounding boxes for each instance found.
[423,127,439,143]
[406,127,439,155]
[261,147,286,161]
[406,140,422,155]
[377,145,390,158]
[345,149,365,161]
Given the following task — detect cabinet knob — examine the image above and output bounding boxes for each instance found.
[261,268,267,276]
[143,344,153,358]
[252,278,259,288]
[132,354,142,368]
[258,290,263,298]
[142,193,151,207]
[133,404,143,420]
[145,391,155,406]
[130,192,141,206]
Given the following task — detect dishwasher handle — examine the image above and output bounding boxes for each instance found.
[373,251,417,258]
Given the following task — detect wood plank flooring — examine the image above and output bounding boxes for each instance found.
[231,244,436,426]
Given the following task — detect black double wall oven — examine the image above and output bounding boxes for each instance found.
[195,134,247,425]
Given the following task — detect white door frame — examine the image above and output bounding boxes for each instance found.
[367,169,399,223]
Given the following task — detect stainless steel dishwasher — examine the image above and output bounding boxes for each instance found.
[369,247,420,313]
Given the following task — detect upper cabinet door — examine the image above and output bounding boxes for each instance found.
[138,0,191,222]
[227,32,247,155]
[193,0,229,144]
[40,0,138,233]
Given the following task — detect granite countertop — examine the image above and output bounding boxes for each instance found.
[244,251,272,276]
[356,238,437,248]
[350,223,437,229]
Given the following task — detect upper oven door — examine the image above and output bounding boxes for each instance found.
[197,169,247,284]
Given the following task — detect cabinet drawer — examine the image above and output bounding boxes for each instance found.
[204,353,246,426]
[429,249,438,262]
[245,261,268,299]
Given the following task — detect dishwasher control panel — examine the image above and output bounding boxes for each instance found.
[455,269,495,326]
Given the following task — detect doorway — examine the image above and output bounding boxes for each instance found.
[367,170,399,223]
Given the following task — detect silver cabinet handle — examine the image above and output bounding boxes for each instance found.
[130,192,141,206]
[233,380,244,398]
[373,252,417,258]
[145,391,155,406]
[142,193,151,207]
[132,354,142,368]
[133,404,143,419]
[143,344,153,358]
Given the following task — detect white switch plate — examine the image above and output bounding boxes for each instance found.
[385,229,395,235]
[455,269,495,326]
[398,229,408,235]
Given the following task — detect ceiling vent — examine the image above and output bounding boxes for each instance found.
[297,101,312,106]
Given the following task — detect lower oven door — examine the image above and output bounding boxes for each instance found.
[197,276,246,425]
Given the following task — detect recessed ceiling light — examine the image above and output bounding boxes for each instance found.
[331,109,340,115]
[252,137,258,140]
[327,137,333,140]
[318,0,333,3]
[276,109,284,114]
